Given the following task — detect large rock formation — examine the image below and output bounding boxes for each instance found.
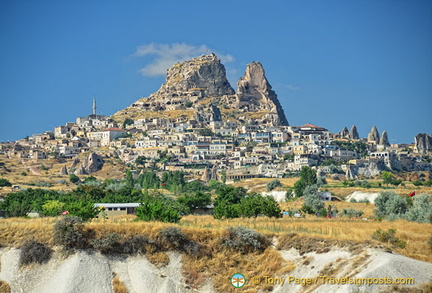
[349,125,359,139]
[379,130,390,146]
[236,61,289,126]
[113,54,289,127]
[340,126,349,138]
[82,152,104,174]
[367,126,380,144]
[415,133,432,154]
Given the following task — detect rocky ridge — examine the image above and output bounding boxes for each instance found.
[113,54,289,127]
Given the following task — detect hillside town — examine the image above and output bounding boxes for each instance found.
[1,100,431,183]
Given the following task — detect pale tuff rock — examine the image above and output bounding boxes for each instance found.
[349,125,359,139]
[114,54,289,128]
[415,133,432,154]
[237,61,289,126]
[82,152,105,174]
[367,126,380,144]
[59,164,68,176]
[379,130,390,146]
[152,53,234,99]
[340,126,349,138]
[69,157,80,173]
[74,165,86,175]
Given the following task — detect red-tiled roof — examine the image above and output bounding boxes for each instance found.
[299,123,325,129]
[103,127,125,132]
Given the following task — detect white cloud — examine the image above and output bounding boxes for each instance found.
[286,84,301,92]
[132,43,234,76]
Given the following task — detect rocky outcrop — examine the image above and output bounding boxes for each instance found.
[367,126,380,144]
[415,133,432,154]
[349,125,359,139]
[69,158,80,172]
[59,164,68,176]
[74,165,86,175]
[380,130,390,146]
[82,152,104,174]
[113,54,289,128]
[236,62,289,126]
[340,126,349,138]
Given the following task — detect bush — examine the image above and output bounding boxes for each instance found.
[220,226,270,254]
[53,216,92,250]
[122,236,148,255]
[372,229,406,249]
[157,227,201,256]
[374,191,408,219]
[92,233,122,254]
[19,240,52,266]
[69,174,80,184]
[157,227,189,250]
[340,209,364,218]
[405,194,432,223]
[0,178,12,187]
[267,179,282,191]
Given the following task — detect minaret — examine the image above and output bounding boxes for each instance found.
[92,97,97,115]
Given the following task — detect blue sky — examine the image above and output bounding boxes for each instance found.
[0,0,431,143]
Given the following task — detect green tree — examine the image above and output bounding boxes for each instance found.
[42,200,65,217]
[302,184,324,214]
[294,166,317,197]
[405,194,432,223]
[374,191,408,219]
[267,179,282,191]
[177,191,211,213]
[69,174,80,184]
[123,118,134,129]
[381,171,394,186]
[64,200,98,221]
[198,128,213,136]
[136,196,181,223]
[237,193,282,218]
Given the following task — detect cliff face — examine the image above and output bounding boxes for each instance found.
[237,62,289,126]
[113,54,289,127]
[415,133,432,154]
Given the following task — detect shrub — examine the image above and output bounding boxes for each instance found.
[413,180,423,186]
[372,229,406,249]
[220,226,270,254]
[122,236,148,255]
[92,233,122,254]
[69,174,80,184]
[374,191,408,219]
[157,227,201,256]
[0,280,11,293]
[53,216,91,250]
[157,227,189,250]
[0,178,12,187]
[405,194,432,223]
[340,209,364,218]
[267,179,282,191]
[19,240,52,266]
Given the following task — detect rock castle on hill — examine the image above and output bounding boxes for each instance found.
[1,54,431,180]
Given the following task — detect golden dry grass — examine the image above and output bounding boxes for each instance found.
[0,280,11,293]
[112,276,128,293]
